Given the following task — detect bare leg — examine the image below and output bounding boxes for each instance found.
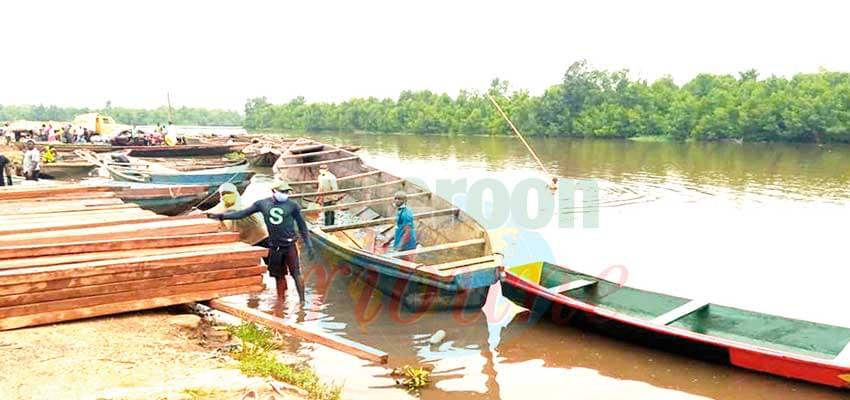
[275,276,287,302]
[291,272,306,304]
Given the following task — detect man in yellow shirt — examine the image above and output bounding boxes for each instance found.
[200,183,269,246]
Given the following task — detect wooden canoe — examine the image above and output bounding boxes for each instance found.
[501,261,850,389]
[15,141,248,157]
[277,141,502,311]
[110,185,212,215]
[124,143,247,157]
[39,161,96,180]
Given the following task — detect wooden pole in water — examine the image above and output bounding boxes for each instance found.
[208,298,389,364]
[487,94,558,190]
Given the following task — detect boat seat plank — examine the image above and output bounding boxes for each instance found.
[289,170,382,186]
[651,299,710,325]
[275,156,360,169]
[322,208,459,233]
[385,238,486,258]
[290,180,405,199]
[833,340,850,365]
[431,255,496,271]
[310,192,431,213]
[546,279,597,294]
[278,149,342,160]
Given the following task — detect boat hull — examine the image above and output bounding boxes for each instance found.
[502,265,850,389]
[125,144,246,157]
[312,232,494,311]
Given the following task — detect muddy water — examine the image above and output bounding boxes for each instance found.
[231,134,849,399]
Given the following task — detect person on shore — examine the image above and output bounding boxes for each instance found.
[207,180,314,304]
[22,139,40,181]
[0,154,14,186]
[316,164,339,226]
[381,191,417,260]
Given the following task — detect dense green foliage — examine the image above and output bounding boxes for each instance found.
[0,103,242,126]
[244,61,850,142]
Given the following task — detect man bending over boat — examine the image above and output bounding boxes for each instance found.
[208,180,314,304]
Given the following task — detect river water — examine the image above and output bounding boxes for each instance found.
[232,134,849,399]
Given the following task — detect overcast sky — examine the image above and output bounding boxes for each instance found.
[1,0,847,111]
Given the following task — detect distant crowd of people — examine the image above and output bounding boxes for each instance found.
[0,121,181,147]
[1,122,99,145]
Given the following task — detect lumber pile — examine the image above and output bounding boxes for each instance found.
[0,184,266,330]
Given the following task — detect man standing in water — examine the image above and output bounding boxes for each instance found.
[208,180,314,303]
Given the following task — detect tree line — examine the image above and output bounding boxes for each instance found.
[0,103,242,126]
[244,61,850,143]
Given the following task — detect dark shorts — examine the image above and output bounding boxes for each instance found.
[267,245,299,278]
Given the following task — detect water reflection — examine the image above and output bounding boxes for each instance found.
[233,134,849,399]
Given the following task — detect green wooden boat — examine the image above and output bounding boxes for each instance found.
[502,261,850,389]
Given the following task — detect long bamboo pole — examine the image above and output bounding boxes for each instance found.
[487,94,558,190]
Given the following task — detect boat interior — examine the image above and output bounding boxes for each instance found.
[509,261,850,361]
[279,142,498,276]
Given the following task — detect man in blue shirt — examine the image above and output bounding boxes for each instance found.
[209,180,314,304]
[383,191,417,260]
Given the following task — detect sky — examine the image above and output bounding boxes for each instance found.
[1,0,848,111]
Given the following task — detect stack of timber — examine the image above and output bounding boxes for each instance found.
[0,185,267,330]
[277,140,503,311]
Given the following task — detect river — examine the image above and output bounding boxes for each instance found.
[234,134,849,399]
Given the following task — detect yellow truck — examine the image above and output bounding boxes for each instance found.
[71,113,131,138]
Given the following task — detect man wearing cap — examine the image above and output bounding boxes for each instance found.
[208,180,314,303]
[316,164,339,226]
[22,140,40,181]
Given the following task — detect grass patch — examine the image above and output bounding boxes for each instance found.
[228,323,342,400]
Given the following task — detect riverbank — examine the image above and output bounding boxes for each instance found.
[0,307,331,400]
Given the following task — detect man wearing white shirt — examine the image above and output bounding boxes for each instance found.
[22,139,40,181]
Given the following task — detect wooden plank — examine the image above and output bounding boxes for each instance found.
[0,242,251,271]
[0,275,263,318]
[431,255,497,272]
[0,258,259,296]
[545,279,597,294]
[0,284,265,331]
[0,246,266,285]
[277,149,342,159]
[0,185,114,201]
[289,170,382,186]
[0,192,117,204]
[209,299,388,364]
[309,192,431,213]
[0,217,220,246]
[290,180,405,199]
[0,207,149,223]
[651,300,710,325]
[0,232,240,260]
[0,213,168,235]
[0,204,139,217]
[274,156,360,169]
[384,238,486,258]
[322,208,459,233]
[0,265,265,307]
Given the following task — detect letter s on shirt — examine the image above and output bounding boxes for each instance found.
[269,207,284,225]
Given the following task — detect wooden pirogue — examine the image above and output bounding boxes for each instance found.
[0,184,266,330]
[276,140,503,311]
[502,261,850,389]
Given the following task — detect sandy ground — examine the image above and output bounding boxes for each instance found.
[0,308,308,400]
